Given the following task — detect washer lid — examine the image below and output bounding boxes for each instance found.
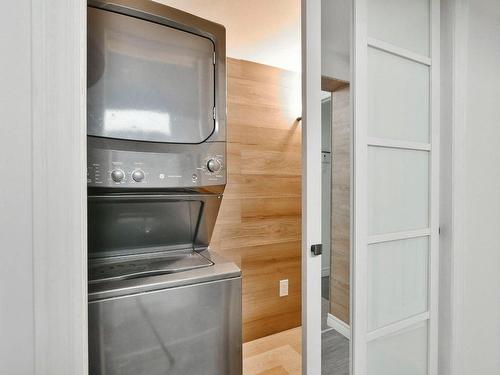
[88,249,241,302]
[89,250,213,284]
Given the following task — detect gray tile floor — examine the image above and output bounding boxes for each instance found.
[322,275,330,300]
[321,276,349,375]
[322,329,349,375]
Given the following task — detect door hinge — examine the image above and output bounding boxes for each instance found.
[311,244,322,256]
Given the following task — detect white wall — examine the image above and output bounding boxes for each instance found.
[440,1,500,374]
[0,1,34,374]
[155,0,301,72]
[462,1,500,373]
[0,2,87,374]
[321,0,350,81]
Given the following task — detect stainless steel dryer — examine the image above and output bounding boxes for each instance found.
[86,1,241,374]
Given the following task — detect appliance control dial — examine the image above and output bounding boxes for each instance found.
[110,169,125,182]
[132,169,145,182]
[207,158,222,173]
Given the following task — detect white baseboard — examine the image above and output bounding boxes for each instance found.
[327,313,351,339]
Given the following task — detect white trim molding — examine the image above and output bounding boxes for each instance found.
[327,313,351,340]
[351,0,369,372]
[367,137,431,152]
[32,1,87,374]
[439,1,469,375]
[367,37,432,66]
[301,0,323,373]
[367,228,431,245]
[428,0,441,373]
[366,312,429,342]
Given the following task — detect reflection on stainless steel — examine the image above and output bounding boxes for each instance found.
[88,7,215,144]
[103,109,172,138]
[88,194,223,257]
[89,269,242,375]
[89,250,214,284]
[87,1,240,374]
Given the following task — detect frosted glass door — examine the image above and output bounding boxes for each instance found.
[352,0,439,374]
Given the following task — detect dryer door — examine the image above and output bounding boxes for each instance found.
[87,7,216,144]
[88,193,222,259]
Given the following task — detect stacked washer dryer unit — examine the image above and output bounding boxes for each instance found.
[86,1,241,374]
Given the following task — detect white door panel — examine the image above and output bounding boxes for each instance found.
[367,0,430,56]
[352,0,439,374]
[367,47,430,143]
[302,0,322,373]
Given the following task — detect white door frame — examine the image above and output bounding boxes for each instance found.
[32,1,87,374]
[439,1,469,374]
[350,0,440,373]
[350,1,368,372]
[301,0,323,373]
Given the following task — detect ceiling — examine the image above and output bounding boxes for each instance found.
[154,0,301,72]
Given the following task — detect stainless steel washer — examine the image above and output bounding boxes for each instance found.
[87,193,242,375]
[88,250,241,375]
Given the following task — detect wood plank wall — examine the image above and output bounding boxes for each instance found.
[330,85,351,324]
[210,58,302,342]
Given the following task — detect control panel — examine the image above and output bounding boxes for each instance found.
[87,139,226,188]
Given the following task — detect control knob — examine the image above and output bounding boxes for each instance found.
[110,169,125,182]
[132,169,145,182]
[207,158,222,173]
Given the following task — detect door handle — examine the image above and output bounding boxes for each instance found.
[311,244,322,256]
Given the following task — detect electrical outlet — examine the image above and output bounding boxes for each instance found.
[279,279,289,297]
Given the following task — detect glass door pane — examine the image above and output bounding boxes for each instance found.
[368,237,428,330]
[321,0,352,372]
[367,322,428,375]
[367,0,430,56]
[368,147,429,235]
[367,47,430,143]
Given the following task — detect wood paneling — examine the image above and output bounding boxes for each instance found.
[322,75,349,93]
[330,85,351,324]
[210,58,302,342]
